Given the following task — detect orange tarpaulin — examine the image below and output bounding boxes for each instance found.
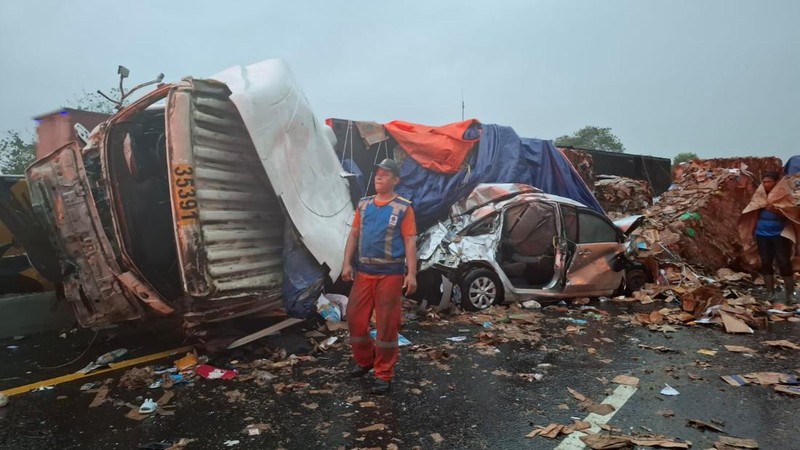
[384,119,480,174]
[738,175,800,270]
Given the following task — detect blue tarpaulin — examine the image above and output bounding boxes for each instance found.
[396,124,603,227]
[785,155,800,175]
[281,223,326,318]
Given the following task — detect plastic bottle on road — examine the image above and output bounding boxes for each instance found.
[95,348,128,365]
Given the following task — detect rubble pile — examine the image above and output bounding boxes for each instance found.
[593,175,653,216]
[560,148,595,189]
[617,269,798,333]
[636,165,759,272]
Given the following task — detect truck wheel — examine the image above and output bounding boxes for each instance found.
[456,268,503,311]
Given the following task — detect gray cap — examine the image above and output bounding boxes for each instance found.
[376,158,401,177]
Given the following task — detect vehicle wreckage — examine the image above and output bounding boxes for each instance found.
[25,60,353,328]
[417,183,648,310]
[19,59,651,329]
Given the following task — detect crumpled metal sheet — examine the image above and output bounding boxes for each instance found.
[212,60,354,280]
[451,183,540,216]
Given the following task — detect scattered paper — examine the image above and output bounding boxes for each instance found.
[431,433,444,443]
[697,349,718,356]
[446,336,467,342]
[660,384,680,396]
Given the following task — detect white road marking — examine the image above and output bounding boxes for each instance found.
[553,384,638,450]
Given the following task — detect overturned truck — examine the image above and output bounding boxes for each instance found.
[26,61,353,328]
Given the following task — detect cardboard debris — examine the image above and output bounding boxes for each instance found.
[527,423,575,439]
[723,345,756,353]
[714,436,759,449]
[357,423,386,432]
[166,438,197,449]
[573,420,591,431]
[687,419,725,433]
[743,372,793,385]
[594,175,653,215]
[567,387,615,415]
[88,385,109,408]
[761,340,800,350]
[561,148,595,188]
[224,390,246,403]
[773,385,800,396]
[582,433,692,449]
[612,375,640,387]
[697,349,717,356]
[721,375,749,387]
[586,403,616,416]
[630,437,691,449]
[640,160,779,272]
[567,387,589,403]
[639,344,679,353]
[243,423,271,436]
[719,312,754,334]
[119,367,156,390]
[580,434,631,449]
[174,353,198,371]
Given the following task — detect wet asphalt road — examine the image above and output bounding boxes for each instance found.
[0,299,798,450]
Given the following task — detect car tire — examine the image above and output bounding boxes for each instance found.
[624,267,648,295]
[456,268,503,311]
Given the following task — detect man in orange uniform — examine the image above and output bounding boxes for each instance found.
[341,158,417,395]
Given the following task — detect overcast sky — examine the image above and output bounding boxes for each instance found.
[1,1,798,162]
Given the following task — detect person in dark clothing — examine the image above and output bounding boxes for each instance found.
[752,172,795,303]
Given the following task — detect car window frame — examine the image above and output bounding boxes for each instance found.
[460,212,500,237]
[574,207,623,244]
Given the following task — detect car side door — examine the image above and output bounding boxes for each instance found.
[561,207,626,295]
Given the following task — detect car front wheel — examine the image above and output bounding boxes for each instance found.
[624,267,648,295]
[456,268,503,311]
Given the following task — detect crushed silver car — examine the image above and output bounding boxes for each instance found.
[417,183,648,310]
